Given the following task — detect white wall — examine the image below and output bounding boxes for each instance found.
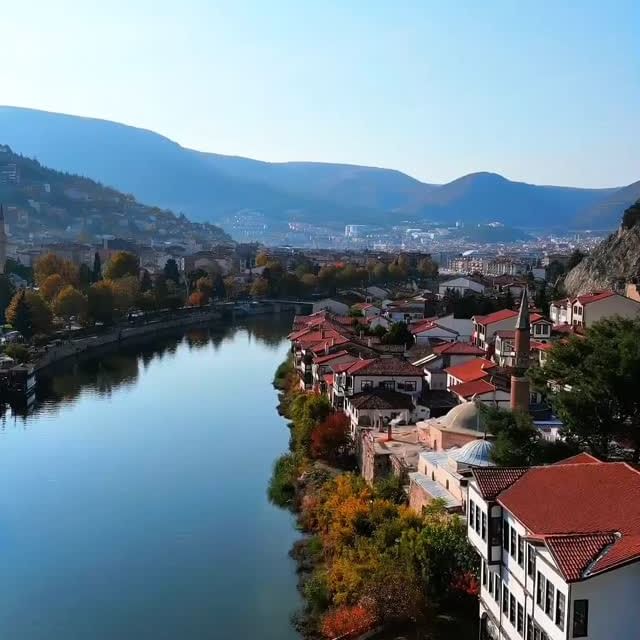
[584,295,640,326]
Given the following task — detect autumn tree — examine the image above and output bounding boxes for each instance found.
[311,413,350,462]
[5,289,33,339]
[34,253,78,287]
[418,256,439,279]
[320,604,375,639]
[187,291,209,307]
[0,274,16,319]
[255,251,270,267]
[103,251,139,280]
[110,276,140,312]
[40,273,65,302]
[196,276,213,301]
[53,285,87,328]
[24,290,53,335]
[250,276,270,298]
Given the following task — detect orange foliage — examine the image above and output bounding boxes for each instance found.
[321,604,375,639]
[451,571,480,596]
[311,413,350,461]
[188,291,209,307]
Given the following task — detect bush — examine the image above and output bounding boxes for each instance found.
[268,453,298,507]
[4,343,30,363]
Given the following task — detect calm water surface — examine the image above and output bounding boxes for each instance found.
[0,318,301,639]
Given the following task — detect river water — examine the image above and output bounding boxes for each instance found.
[0,318,301,640]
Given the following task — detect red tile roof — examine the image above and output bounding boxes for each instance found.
[530,340,553,352]
[323,373,334,386]
[345,357,423,377]
[545,533,618,582]
[472,467,529,500]
[449,379,497,398]
[411,319,458,335]
[575,291,616,305]
[473,308,518,325]
[313,350,350,365]
[497,462,640,581]
[432,342,486,356]
[445,357,496,383]
[552,452,601,465]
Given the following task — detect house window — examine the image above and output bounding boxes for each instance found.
[488,569,493,594]
[509,594,516,625]
[536,572,545,606]
[398,380,417,392]
[545,580,554,617]
[518,536,524,567]
[493,573,501,602]
[431,471,435,481]
[379,380,395,390]
[556,591,565,630]
[482,560,487,587]
[517,602,524,636]
[502,585,509,614]
[572,599,588,637]
[481,511,487,541]
[503,521,510,551]
[527,544,535,577]
[446,479,450,491]
[490,516,502,546]
[527,615,533,640]
[510,528,517,558]
[361,380,373,390]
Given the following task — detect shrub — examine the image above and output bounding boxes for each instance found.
[4,343,30,363]
[268,453,298,507]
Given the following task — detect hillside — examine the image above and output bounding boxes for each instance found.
[564,200,640,295]
[0,145,231,244]
[0,106,636,231]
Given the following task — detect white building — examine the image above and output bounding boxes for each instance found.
[439,277,486,297]
[468,454,640,640]
[549,291,640,328]
[312,298,350,316]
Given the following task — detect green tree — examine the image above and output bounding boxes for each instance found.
[87,281,115,325]
[531,317,640,461]
[621,199,640,230]
[382,321,413,347]
[0,274,16,319]
[250,276,270,298]
[140,269,153,293]
[104,251,139,280]
[92,252,102,282]
[4,343,30,363]
[5,289,33,339]
[566,249,586,272]
[24,290,52,335]
[163,258,180,285]
[211,273,226,299]
[418,257,438,279]
[78,263,92,290]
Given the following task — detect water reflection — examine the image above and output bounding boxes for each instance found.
[6,315,292,422]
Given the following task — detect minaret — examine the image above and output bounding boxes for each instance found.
[510,289,530,412]
[0,205,6,275]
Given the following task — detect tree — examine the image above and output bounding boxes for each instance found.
[256,251,270,267]
[566,249,586,272]
[211,273,226,299]
[78,263,92,290]
[24,290,52,335]
[621,199,640,230]
[53,285,87,327]
[0,274,16,319]
[163,258,180,285]
[320,604,375,639]
[40,274,65,302]
[382,321,413,347]
[310,413,350,462]
[104,251,139,280]
[140,269,153,293]
[110,276,140,312]
[5,290,33,339]
[92,251,102,282]
[372,262,388,283]
[250,277,270,298]
[87,281,115,325]
[223,276,237,300]
[34,253,78,287]
[196,276,213,301]
[4,343,30,364]
[418,257,438,279]
[187,291,209,307]
[531,317,640,461]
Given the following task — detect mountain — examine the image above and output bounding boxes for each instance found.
[564,200,640,296]
[0,144,231,244]
[576,180,640,228]
[0,106,636,231]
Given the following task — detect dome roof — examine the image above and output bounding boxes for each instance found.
[440,401,482,432]
[448,439,494,467]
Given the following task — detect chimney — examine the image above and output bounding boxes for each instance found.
[387,422,393,441]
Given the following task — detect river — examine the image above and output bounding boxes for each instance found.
[0,317,301,640]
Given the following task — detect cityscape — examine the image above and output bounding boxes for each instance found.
[1,3,639,640]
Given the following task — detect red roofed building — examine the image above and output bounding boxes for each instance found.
[413,342,486,391]
[445,357,496,387]
[468,456,640,640]
[549,290,640,329]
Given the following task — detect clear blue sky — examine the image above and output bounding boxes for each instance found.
[3,1,638,187]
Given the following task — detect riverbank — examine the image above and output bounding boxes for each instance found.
[33,307,224,373]
[269,359,479,640]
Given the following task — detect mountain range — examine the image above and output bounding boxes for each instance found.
[0,106,637,232]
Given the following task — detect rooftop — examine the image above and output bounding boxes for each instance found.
[473,308,518,325]
[445,357,496,383]
[348,389,415,411]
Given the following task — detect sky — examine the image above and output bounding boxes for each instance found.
[2,1,638,188]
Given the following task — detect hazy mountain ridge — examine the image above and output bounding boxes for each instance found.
[0,106,636,231]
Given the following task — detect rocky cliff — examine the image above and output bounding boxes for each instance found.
[565,218,640,296]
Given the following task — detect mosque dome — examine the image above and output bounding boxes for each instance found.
[440,401,483,432]
[448,438,494,468]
